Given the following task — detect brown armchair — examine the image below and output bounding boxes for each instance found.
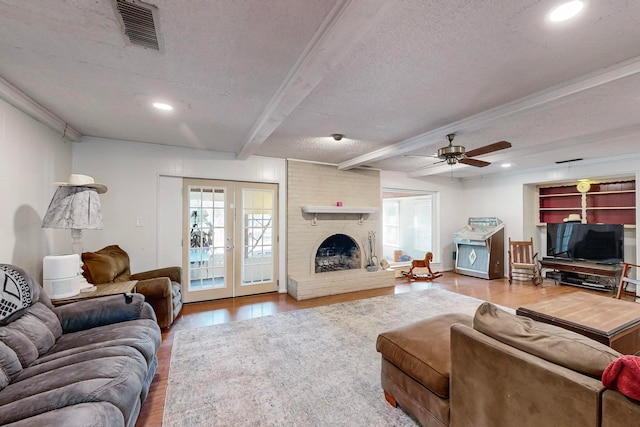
[81,245,183,328]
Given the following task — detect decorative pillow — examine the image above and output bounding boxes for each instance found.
[602,355,640,400]
[82,245,131,284]
[473,302,621,378]
[0,265,38,325]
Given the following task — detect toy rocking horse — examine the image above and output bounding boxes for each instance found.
[402,252,443,281]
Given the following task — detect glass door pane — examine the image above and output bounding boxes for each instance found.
[183,179,233,302]
[235,183,278,296]
[183,179,278,301]
[242,189,273,283]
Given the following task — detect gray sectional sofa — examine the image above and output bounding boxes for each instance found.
[0,264,161,426]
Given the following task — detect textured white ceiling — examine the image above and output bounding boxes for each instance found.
[1,0,639,179]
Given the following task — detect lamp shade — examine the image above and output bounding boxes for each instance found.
[42,186,103,230]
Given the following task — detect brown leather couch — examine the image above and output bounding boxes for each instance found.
[82,245,183,329]
[377,302,640,427]
[376,313,473,427]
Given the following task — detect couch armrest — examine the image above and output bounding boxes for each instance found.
[131,266,182,284]
[135,277,171,298]
[55,293,157,333]
[450,323,604,427]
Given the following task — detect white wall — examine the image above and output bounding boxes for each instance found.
[4,84,637,294]
[72,137,287,291]
[380,171,465,271]
[0,98,72,279]
[4,92,636,288]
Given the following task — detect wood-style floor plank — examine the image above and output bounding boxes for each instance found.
[135,272,627,426]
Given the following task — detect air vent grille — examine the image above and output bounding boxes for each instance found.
[555,158,583,164]
[115,0,159,50]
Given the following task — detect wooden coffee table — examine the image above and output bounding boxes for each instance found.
[51,280,138,306]
[516,292,640,354]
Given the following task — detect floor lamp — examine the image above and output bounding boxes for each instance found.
[42,174,108,291]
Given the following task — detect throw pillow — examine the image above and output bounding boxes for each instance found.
[473,302,621,378]
[82,245,131,284]
[0,265,36,325]
[602,355,640,400]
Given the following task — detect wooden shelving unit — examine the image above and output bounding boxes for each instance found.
[538,180,636,225]
[539,258,622,291]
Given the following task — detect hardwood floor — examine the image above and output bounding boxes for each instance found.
[134,272,624,427]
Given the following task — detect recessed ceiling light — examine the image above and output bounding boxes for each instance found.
[501,163,512,168]
[152,102,174,111]
[548,1,584,22]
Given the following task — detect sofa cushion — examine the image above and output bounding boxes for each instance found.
[0,341,22,390]
[602,389,640,427]
[0,402,125,427]
[473,302,621,378]
[0,348,147,425]
[82,245,131,284]
[376,313,473,398]
[0,302,63,368]
[54,293,156,334]
[37,318,161,367]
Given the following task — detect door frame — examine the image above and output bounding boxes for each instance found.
[182,178,279,303]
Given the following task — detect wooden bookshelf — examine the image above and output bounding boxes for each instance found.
[538,180,635,225]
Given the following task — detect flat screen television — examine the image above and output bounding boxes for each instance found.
[546,223,624,264]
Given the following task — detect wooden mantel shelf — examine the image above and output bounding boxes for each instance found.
[301,206,378,225]
[302,206,377,214]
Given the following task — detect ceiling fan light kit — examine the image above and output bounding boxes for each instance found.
[438,134,465,165]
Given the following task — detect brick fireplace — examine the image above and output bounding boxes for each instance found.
[314,233,360,273]
[286,161,395,300]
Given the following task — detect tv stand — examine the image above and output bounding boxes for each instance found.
[539,258,623,292]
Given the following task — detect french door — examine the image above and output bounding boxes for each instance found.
[182,179,278,303]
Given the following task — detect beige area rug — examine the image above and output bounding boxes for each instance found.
[164,288,491,426]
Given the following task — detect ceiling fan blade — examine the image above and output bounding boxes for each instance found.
[404,154,438,159]
[459,158,491,168]
[465,141,511,158]
[413,158,446,170]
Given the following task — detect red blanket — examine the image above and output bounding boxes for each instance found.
[602,355,640,400]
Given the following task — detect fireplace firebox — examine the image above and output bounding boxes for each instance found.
[315,234,360,273]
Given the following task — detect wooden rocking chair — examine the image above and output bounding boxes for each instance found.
[616,262,640,299]
[402,252,443,281]
[508,238,542,285]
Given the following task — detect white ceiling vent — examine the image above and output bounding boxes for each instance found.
[114,0,161,50]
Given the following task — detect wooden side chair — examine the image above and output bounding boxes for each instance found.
[616,262,640,300]
[508,238,542,285]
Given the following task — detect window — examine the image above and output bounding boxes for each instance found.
[383,200,399,247]
[244,213,273,258]
[413,199,433,251]
[382,190,438,263]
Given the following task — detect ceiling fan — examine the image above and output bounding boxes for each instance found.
[409,134,512,167]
